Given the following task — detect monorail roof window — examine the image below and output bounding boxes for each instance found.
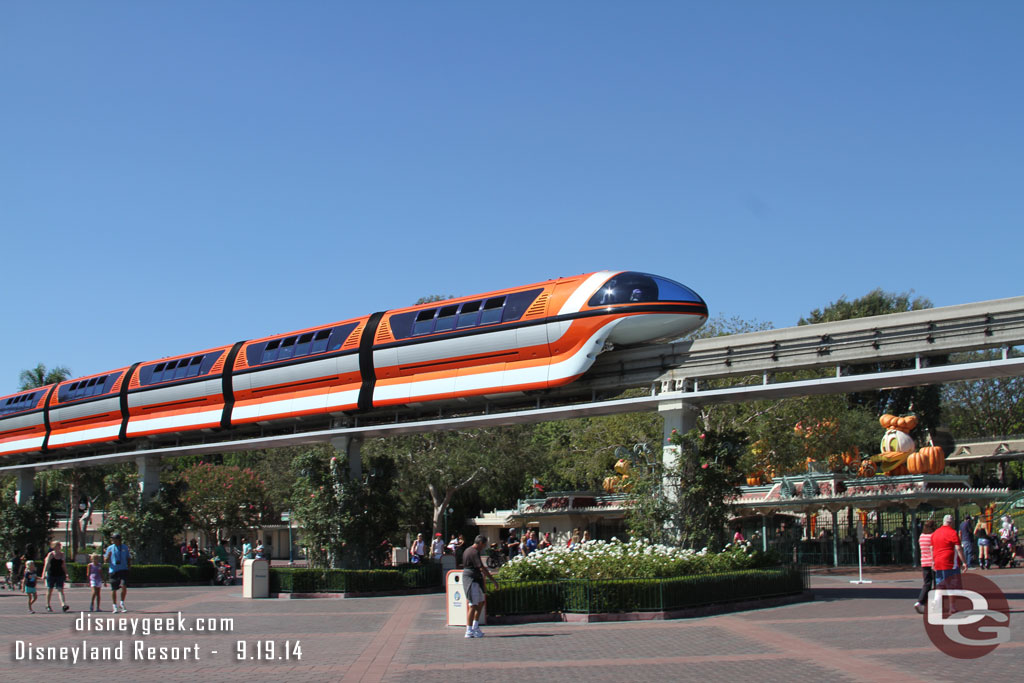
[278,336,297,360]
[588,272,705,307]
[311,329,331,354]
[480,296,506,325]
[262,339,281,364]
[413,309,437,336]
[295,332,314,357]
[457,301,481,329]
[434,304,459,333]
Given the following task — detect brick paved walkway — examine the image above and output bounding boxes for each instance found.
[2,568,1021,682]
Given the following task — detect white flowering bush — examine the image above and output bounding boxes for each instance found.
[498,538,769,581]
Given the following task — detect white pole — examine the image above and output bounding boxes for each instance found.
[850,520,872,584]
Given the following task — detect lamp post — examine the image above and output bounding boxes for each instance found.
[444,507,454,544]
[282,511,294,566]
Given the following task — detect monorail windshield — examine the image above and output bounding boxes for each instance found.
[588,272,704,307]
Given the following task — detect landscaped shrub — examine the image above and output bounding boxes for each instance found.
[270,563,442,593]
[489,566,806,616]
[67,563,215,584]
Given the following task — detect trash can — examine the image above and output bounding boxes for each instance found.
[446,570,485,627]
[242,558,269,598]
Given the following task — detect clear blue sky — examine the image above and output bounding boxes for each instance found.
[2,3,1022,392]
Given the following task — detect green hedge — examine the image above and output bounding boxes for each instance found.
[488,566,807,616]
[66,563,215,584]
[270,562,441,593]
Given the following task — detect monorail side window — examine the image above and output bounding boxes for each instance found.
[480,297,506,325]
[187,356,203,377]
[434,305,459,332]
[328,327,347,352]
[311,329,331,354]
[174,359,190,380]
[457,301,481,329]
[262,340,281,364]
[278,336,297,360]
[413,309,437,336]
[295,333,314,357]
[151,363,166,383]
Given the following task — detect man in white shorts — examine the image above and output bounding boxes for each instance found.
[461,535,498,638]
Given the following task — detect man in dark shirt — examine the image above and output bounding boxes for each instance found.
[959,514,975,568]
[461,535,498,638]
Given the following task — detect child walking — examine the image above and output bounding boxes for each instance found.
[87,554,104,611]
[23,560,38,613]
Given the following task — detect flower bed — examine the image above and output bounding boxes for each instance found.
[498,538,776,582]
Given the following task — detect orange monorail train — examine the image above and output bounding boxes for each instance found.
[0,271,707,458]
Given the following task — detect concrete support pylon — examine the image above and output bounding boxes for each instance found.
[658,399,700,470]
[15,469,35,505]
[330,435,363,481]
[136,455,162,499]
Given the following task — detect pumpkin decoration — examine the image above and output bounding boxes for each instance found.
[869,413,945,476]
[746,474,763,486]
[879,414,918,431]
[858,459,877,477]
[602,476,620,493]
[906,446,946,475]
[841,449,859,466]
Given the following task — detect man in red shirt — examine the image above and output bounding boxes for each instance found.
[931,514,968,601]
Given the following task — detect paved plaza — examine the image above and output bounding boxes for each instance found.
[2,568,1022,683]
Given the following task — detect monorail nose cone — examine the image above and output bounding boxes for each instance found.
[606,313,707,346]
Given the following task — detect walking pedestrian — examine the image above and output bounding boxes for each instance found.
[42,541,70,613]
[104,532,132,613]
[959,514,975,568]
[23,560,38,613]
[913,519,937,614]
[931,514,968,612]
[461,535,498,638]
[431,533,445,560]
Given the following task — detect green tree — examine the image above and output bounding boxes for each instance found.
[180,463,265,547]
[799,288,942,429]
[17,363,105,555]
[18,363,71,391]
[290,450,399,568]
[365,425,541,539]
[100,469,187,564]
[942,350,1024,440]
[532,405,663,491]
[627,428,745,551]
[0,479,59,564]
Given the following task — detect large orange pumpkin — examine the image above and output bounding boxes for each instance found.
[907,446,946,475]
[858,459,877,477]
[746,474,763,486]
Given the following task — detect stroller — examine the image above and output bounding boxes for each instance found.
[212,559,235,585]
[486,543,506,569]
[992,536,1020,569]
